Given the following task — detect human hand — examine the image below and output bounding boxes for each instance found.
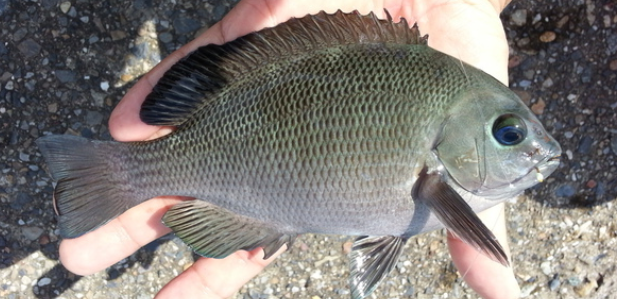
[59,0,519,298]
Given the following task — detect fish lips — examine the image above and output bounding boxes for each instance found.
[470,144,561,199]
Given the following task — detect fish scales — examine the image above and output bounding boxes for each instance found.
[37,10,561,299]
[124,45,465,235]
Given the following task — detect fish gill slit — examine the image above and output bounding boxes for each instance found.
[475,138,487,187]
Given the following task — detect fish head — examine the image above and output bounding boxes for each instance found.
[434,86,561,200]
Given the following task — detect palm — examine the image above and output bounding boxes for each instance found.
[60,0,518,298]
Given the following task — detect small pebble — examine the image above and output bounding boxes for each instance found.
[508,55,523,68]
[159,32,173,43]
[110,30,127,41]
[548,275,560,291]
[100,81,109,91]
[531,99,546,115]
[539,31,557,43]
[586,179,597,188]
[574,279,598,296]
[540,261,552,275]
[555,184,575,197]
[519,80,532,88]
[19,152,30,162]
[37,277,51,287]
[60,1,71,14]
[596,181,605,196]
[18,38,42,58]
[39,234,50,245]
[567,276,581,287]
[173,17,201,35]
[610,136,617,155]
[67,6,77,18]
[55,70,77,83]
[556,15,570,28]
[21,276,31,285]
[120,73,134,83]
[86,110,104,125]
[610,59,617,71]
[342,241,353,254]
[577,136,594,155]
[22,226,44,241]
[565,149,573,160]
[511,9,527,26]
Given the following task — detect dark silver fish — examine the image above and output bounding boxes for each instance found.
[37,10,561,298]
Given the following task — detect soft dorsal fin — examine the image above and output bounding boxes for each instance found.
[140,10,427,126]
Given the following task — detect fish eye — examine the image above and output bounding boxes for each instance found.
[492,114,527,146]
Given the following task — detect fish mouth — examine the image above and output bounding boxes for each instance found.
[522,154,561,184]
[508,150,561,188]
[474,149,561,199]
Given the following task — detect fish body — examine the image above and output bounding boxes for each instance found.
[38,11,561,298]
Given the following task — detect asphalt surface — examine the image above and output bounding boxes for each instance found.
[1,0,616,298]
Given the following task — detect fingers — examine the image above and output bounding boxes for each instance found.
[410,0,510,83]
[155,246,286,299]
[448,203,521,299]
[59,197,183,275]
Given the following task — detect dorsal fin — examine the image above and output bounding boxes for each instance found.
[140,10,427,126]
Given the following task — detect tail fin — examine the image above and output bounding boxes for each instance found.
[37,135,135,238]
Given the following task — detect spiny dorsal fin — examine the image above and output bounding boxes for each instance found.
[140,10,427,126]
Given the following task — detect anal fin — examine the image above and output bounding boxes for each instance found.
[412,166,509,266]
[162,200,296,259]
[349,236,407,299]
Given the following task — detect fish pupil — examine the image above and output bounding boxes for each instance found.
[493,114,527,146]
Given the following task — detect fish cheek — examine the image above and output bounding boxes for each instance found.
[433,120,485,193]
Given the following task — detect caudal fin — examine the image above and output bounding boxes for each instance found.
[37,135,135,238]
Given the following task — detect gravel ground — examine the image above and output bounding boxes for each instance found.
[1,0,616,298]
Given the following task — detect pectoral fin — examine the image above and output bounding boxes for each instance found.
[412,167,509,266]
[349,235,407,299]
[162,200,296,259]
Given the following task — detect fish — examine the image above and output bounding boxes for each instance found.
[37,10,561,299]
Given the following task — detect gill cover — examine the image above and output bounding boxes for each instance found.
[434,86,557,198]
